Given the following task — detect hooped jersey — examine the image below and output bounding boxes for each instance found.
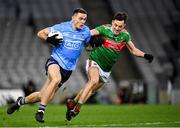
[50,21,91,71]
[89,24,131,72]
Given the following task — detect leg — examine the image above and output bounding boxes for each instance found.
[7,78,51,115]
[78,67,100,104]
[83,81,104,103]
[40,64,61,105]
[67,67,101,120]
[66,88,83,121]
[35,64,61,123]
[74,81,103,103]
[74,88,83,102]
[25,78,50,103]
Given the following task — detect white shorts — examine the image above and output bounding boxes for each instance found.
[85,59,111,83]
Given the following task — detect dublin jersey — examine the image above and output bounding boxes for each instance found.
[49,21,91,71]
[89,24,131,72]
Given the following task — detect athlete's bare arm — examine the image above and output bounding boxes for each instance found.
[85,29,100,51]
[37,28,49,41]
[90,29,99,36]
[126,41,145,57]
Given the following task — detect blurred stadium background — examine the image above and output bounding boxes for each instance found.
[0,0,180,106]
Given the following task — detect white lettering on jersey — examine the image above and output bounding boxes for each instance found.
[64,40,81,50]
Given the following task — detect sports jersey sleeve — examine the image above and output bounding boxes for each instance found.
[95,26,106,36]
[124,32,131,43]
[48,23,63,33]
[84,28,91,46]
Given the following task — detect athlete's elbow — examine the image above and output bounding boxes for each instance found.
[37,31,42,38]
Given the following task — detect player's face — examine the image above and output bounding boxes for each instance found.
[112,20,125,35]
[72,13,87,29]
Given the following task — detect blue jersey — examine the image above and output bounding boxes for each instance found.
[49,21,91,71]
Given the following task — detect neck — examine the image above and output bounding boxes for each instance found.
[72,24,77,30]
[71,20,77,30]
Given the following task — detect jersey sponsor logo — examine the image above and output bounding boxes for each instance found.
[64,40,81,50]
[102,38,126,51]
[103,42,126,51]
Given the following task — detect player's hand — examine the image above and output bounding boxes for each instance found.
[144,54,154,63]
[46,34,62,47]
[89,36,104,48]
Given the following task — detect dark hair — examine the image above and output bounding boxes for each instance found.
[113,12,128,23]
[73,8,87,15]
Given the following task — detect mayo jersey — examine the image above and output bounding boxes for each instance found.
[50,21,91,71]
[89,24,131,72]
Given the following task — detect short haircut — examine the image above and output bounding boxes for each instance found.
[113,12,128,23]
[73,8,87,15]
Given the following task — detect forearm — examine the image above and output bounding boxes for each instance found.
[131,48,153,63]
[131,48,145,57]
[127,41,153,63]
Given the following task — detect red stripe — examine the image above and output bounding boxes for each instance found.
[102,41,126,51]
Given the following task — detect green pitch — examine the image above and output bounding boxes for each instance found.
[0,104,180,127]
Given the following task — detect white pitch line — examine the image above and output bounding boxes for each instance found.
[128,121,180,126]
[27,121,180,127]
[72,121,180,127]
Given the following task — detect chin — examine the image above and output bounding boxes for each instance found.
[115,31,120,35]
[114,33,118,35]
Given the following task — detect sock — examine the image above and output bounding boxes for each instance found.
[68,99,76,109]
[68,99,77,109]
[74,102,82,111]
[38,104,46,113]
[17,97,25,106]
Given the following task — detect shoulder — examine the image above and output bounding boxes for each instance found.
[54,21,70,26]
[96,24,111,31]
[121,28,129,34]
[120,29,131,42]
[121,29,131,36]
[101,24,111,27]
[97,24,111,28]
[59,21,70,26]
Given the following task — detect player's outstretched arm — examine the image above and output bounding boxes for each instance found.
[126,41,154,63]
[87,29,104,49]
[90,29,100,36]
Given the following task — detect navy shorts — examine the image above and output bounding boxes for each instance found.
[45,57,72,87]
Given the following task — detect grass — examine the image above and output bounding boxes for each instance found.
[0,104,180,127]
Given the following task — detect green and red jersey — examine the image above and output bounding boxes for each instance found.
[89,24,131,72]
